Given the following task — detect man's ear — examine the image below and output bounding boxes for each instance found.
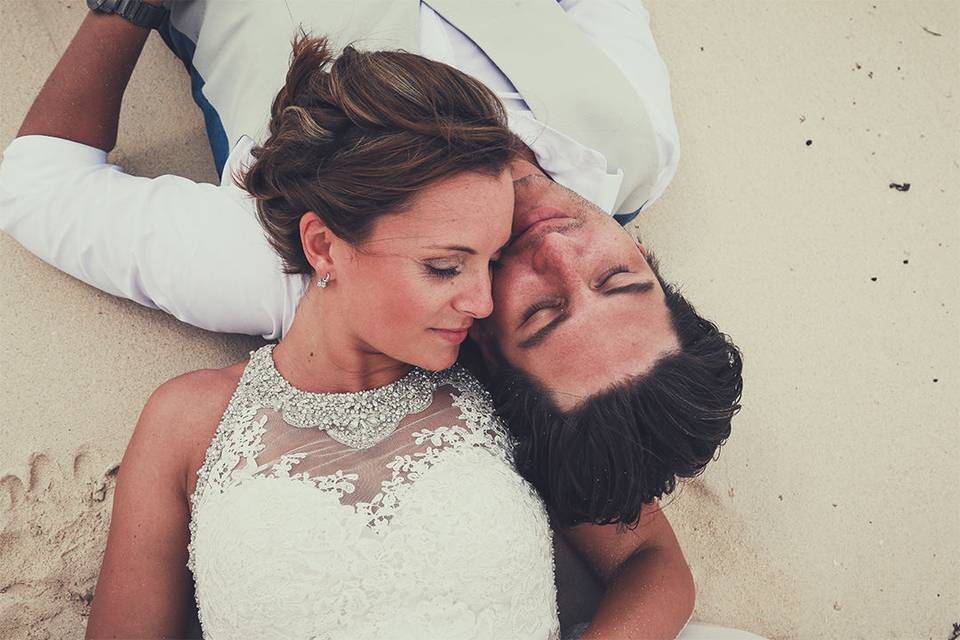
[300,212,338,280]
[635,238,648,258]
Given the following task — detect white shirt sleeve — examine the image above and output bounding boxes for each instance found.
[558,0,681,208]
[0,135,303,339]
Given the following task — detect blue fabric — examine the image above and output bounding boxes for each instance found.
[613,205,644,226]
[156,16,230,176]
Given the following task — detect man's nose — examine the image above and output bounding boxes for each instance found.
[531,231,580,276]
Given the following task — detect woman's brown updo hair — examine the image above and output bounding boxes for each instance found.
[240,33,520,275]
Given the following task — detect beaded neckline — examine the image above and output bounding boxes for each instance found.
[241,345,441,449]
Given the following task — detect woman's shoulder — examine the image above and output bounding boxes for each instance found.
[148,361,247,420]
[136,360,249,461]
[115,360,251,506]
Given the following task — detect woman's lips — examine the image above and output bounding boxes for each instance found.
[431,328,470,344]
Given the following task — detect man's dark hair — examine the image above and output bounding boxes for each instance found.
[489,255,743,528]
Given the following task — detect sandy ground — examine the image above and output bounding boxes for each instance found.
[1,1,957,639]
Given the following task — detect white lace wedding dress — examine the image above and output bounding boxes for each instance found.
[188,345,560,639]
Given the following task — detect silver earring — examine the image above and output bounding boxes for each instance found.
[317,272,331,289]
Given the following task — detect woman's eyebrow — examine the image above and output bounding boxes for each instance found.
[426,244,477,254]
[427,242,512,255]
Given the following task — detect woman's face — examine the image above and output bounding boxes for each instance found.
[328,169,514,371]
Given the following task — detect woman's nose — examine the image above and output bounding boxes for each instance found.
[452,272,495,319]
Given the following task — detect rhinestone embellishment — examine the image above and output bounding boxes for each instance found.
[242,345,439,449]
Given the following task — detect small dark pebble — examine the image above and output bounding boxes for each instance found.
[832,503,838,508]
[921,26,942,37]
[778,495,783,501]
[870,277,878,282]
[699,46,704,51]
[933,379,939,383]
[805,139,813,146]
[889,182,911,191]
[868,71,874,79]
[903,259,909,264]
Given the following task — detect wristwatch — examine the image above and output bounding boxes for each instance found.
[86,0,169,30]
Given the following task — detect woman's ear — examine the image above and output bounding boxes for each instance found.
[300,212,337,279]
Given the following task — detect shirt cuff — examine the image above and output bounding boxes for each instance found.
[2,134,109,170]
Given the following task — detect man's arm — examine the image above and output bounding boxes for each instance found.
[559,0,681,212]
[2,6,297,339]
[18,4,161,151]
[562,501,695,640]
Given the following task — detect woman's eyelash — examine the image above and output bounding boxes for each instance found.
[426,265,461,279]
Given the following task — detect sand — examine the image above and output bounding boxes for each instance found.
[1,1,958,639]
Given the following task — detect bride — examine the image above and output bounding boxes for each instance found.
[85,36,558,639]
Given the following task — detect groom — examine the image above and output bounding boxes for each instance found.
[0,1,747,638]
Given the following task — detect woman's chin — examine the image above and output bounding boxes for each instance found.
[412,347,460,372]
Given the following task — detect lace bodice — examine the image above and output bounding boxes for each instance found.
[188,345,559,639]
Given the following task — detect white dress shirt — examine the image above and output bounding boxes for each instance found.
[0,0,679,339]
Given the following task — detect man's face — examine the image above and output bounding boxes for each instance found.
[476,162,681,410]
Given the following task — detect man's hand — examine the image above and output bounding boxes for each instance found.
[562,502,695,640]
[17,4,160,151]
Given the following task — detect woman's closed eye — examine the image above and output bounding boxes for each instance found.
[424,259,463,279]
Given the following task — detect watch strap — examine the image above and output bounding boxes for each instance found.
[94,0,168,30]
[117,0,167,29]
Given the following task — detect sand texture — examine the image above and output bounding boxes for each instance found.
[1,1,958,639]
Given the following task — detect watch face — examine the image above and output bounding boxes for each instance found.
[87,0,120,11]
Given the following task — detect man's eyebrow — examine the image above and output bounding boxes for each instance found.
[512,174,554,187]
[518,311,569,349]
[518,280,656,350]
[605,280,656,296]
